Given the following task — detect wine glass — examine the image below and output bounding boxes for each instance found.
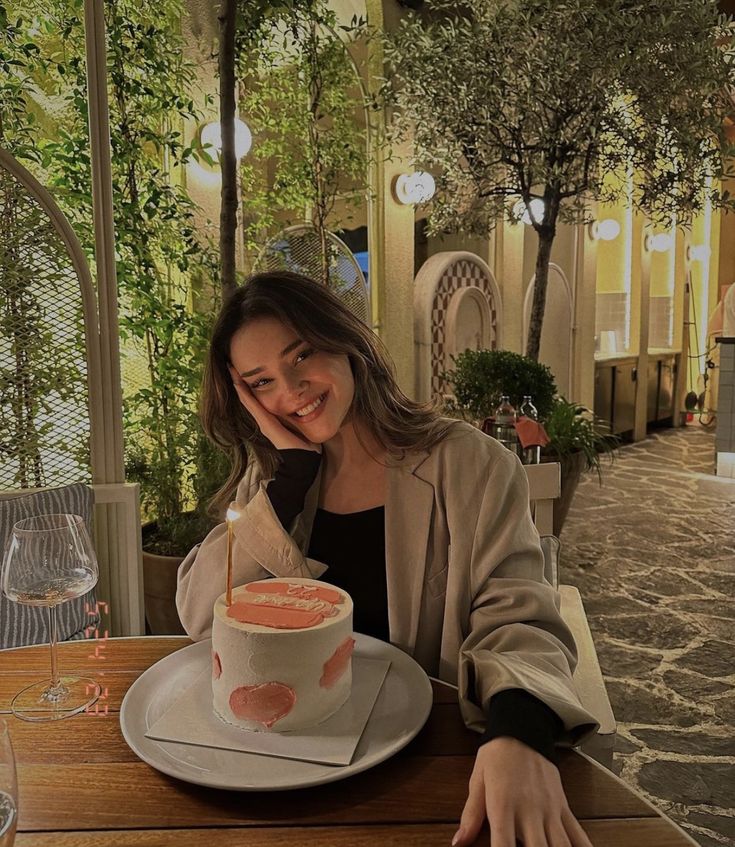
[1,514,101,722]
[0,720,18,847]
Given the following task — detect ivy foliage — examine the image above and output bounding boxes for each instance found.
[0,0,88,488]
[0,0,222,551]
[233,0,370,273]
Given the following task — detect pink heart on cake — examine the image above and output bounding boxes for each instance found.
[320,637,355,688]
[229,682,296,728]
[212,650,222,680]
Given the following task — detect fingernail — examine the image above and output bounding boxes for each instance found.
[451,827,464,846]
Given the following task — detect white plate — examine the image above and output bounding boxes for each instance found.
[119,633,433,790]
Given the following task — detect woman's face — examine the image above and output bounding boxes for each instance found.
[229,316,355,444]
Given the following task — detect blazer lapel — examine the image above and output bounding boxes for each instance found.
[385,452,435,653]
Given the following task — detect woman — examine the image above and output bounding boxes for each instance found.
[177,271,598,847]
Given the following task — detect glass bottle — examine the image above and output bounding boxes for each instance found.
[493,395,519,456]
[519,395,541,464]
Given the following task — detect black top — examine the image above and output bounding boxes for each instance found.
[266,449,563,762]
[308,507,390,642]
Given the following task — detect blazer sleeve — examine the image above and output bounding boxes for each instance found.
[456,448,599,747]
[175,460,326,641]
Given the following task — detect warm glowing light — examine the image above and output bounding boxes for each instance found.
[513,198,545,226]
[687,244,711,263]
[394,171,436,204]
[201,119,252,160]
[645,232,673,253]
[594,219,621,241]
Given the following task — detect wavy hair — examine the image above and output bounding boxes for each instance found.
[201,271,455,514]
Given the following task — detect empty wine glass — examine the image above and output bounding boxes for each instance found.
[1,514,101,722]
[0,720,17,847]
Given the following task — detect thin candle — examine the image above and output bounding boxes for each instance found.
[225,504,240,606]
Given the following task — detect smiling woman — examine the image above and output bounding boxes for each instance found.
[178,271,599,847]
[228,316,355,445]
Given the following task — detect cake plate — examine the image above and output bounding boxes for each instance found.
[119,633,433,790]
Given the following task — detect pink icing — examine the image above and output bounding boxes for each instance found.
[212,650,222,680]
[245,581,343,606]
[320,637,355,688]
[227,600,325,629]
[229,681,296,728]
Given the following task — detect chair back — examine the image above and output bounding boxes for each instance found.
[523,462,560,536]
[0,484,100,648]
[524,462,561,587]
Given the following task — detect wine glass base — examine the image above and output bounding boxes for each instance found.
[11,677,100,722]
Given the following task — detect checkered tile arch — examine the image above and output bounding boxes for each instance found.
[429,257,499,399]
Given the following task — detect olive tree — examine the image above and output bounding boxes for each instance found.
[385,0,735,359]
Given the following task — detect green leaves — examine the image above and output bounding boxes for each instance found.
[234,0,370,258]
[385,0,735,235]
[443,349,558,421]
[1,0,222,534]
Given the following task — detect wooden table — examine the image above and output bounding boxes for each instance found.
[1,637,698,846]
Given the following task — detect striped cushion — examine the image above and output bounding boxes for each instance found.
[0,484,100,648]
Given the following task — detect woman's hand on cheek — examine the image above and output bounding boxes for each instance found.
[228,365,321,453]
[453,737,593,847]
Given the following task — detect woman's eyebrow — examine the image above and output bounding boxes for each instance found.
[239,338,304,377]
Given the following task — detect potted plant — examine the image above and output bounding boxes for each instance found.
[443,349,617,534]
[539,397,618,535]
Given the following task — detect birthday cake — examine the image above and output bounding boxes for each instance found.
[211,577,355,732]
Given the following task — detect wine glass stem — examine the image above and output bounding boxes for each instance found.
[47,604,63,695]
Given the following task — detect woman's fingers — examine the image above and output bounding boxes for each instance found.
[561,807,594,847]
[542,819,573,847]
[226,363,320,452]
[453,769,486,846]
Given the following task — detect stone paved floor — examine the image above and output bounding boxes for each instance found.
[560,424,735,847]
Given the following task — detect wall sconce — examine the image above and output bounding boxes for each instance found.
[588,218,621,241]
[201,118,252,161]
[512,197,545,225]
[393,171,436,204]
[644,232,673,252]
[686,244,711,263]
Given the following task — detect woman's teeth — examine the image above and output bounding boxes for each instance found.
[295,394,325,417]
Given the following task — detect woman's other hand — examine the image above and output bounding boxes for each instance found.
[228,365,321,453]
[453,737,593,847]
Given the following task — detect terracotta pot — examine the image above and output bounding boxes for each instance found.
[551,451,587,537]
[142,536,187,635]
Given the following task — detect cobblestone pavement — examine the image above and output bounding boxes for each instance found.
[560,424,735,847]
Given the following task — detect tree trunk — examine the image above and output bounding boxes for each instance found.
[218,0,237,298]
[525,229,555,361]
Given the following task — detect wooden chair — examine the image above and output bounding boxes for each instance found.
[525,463,617,769]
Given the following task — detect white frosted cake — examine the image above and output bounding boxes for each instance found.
[211,577,354,732]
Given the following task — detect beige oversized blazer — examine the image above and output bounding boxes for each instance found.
[176,421,598,746]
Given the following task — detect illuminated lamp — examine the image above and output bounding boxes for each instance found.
[513,197,545,225]
[393,171,436,204]
[201,118,252,161]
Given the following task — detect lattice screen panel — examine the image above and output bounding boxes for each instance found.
[255,224,370,324]
[0,162,91,489]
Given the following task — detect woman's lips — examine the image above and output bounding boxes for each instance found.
[293,391,328,423]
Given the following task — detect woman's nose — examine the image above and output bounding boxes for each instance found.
[283,372,307,398]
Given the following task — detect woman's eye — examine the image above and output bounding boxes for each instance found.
[296,347,314,364]
[249,378,271,389]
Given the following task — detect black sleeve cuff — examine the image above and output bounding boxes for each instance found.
[266,449,321,531]
[480,689,564,763]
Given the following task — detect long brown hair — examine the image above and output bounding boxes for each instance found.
[201,271,455,514]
